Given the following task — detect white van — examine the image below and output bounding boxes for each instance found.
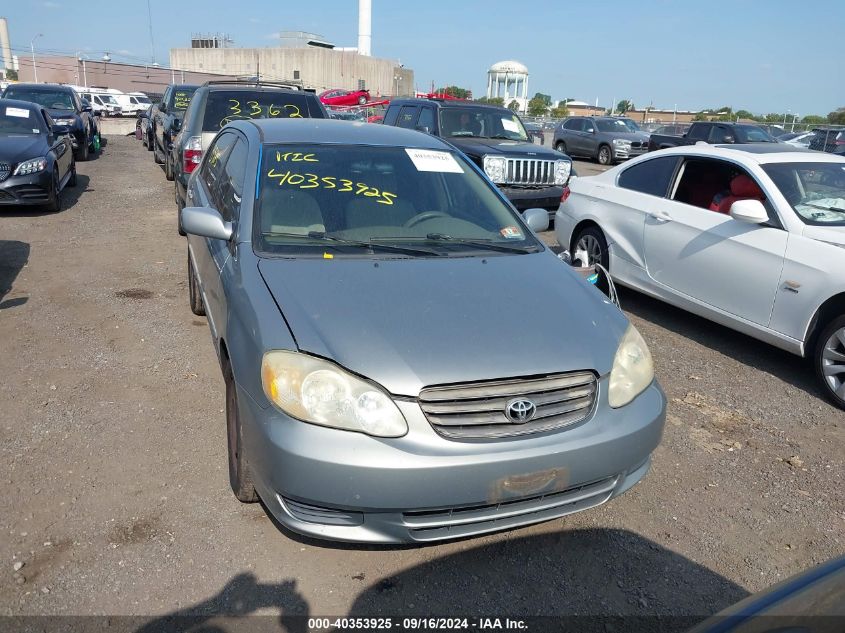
[77,88,123,117]
[114,92,152,117]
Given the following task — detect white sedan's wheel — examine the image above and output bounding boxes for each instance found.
[817,316,845,409]
[573,227,608,268]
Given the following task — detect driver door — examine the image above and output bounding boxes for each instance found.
[642,156,788,326]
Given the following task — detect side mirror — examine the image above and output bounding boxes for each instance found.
[523,208,550,233]
[585,128,595,134]
[723,135,735,143]
[81,103,92,113]
[415,125,431,134]
[172,119,181,131]
[730,199,768,225]
[180,206,233,241]
[51,124,70,136]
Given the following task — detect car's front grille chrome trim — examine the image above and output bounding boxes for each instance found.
[419,371,597,439]
[505,158,556,186]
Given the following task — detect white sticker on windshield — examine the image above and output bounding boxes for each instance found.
[6,107,29,118]
[501,118,519,133]
[405,148,463,173]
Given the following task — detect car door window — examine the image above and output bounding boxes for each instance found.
[396,106,418,129]
[709,126,733,144]
[583,119,595,133]
[200,132,238,209]
[218,138,248,222]
[383,106,400,126]
[617,156,680,197]
[687,125,709,142]
[563,119,579,131]
[417,107,435,132]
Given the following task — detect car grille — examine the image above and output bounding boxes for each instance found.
[0,162,10,182]
[418,371,597,439]
[402,475,618,541]
[630,141,645,148]
[505,158,557,186]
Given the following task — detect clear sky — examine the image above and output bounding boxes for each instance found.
[2,0,842,116]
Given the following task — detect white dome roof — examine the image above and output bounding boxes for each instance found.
[488,60,528,75]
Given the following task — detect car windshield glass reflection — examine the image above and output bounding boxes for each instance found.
[4,89,73,111]
[256,144,540,257]
[0,106,40,135]
[595,119,630,133]
[620,119,641,132]
[764,162,845,225]
[438,107,529,141]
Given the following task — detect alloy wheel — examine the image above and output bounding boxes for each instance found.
[576,234,603,266]
[821,326,845,402]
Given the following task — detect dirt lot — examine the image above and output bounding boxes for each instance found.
[0,136,842,626]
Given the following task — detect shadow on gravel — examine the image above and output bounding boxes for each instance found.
[131,529,747,633]
[620,287,824,400]
[0,174,91,217]
[0,239,30,309]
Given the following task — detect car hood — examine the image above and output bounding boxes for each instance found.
[612,132,649,142]
[47,109,79,122]
[258,252,626,396]
[0,135,47,163]
[447,137,566,160]
[802,224,845,246]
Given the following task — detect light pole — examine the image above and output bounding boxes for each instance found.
[30,33,43,83]
[77,53,89,88]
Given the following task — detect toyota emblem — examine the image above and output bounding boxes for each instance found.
[505,398,537,424]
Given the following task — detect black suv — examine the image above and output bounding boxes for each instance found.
[382,98,572,217]
[1,83,98,161]
[171,81,328,234]
[150,84,199,168]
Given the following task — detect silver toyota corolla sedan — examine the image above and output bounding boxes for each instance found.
[180,118,666,543]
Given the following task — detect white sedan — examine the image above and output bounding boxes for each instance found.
[555,144,845,409]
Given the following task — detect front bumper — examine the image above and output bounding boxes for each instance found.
[499,184,565,213]
[0,170,53,206]
[240,376,665,543]
[612,144,648,160]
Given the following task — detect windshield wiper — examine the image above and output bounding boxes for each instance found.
[370,233,538,254]
[801,203,845,213]
[261,231,443,257]
[486,135,524,141]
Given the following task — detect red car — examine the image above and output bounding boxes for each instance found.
[319,89,371,106]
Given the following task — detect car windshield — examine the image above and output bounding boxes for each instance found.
[735,125,776,142]
[255,144,541,257]
[202,90,315,131]
[763,162,845,226]
[101,95,118,105]
[168,87,197,112]
[619,119,641,132]
[0,105,41,135]
[438,107,529,141]
[595,119,631,133]
[3,88,73,111]
[135,96,151,104]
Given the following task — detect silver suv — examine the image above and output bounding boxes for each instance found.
[553,117,650,165]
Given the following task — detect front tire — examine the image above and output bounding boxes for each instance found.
[572,225,609,269]
[164,154,175,181]
[814,315,845,410]
[68,160,77,187]
[45,171,62,213]
[75,130,90,162]
[358,95,367,105]
[555,141,568,155]
[224,359,259,503]
[597,144,612,166]
[188,252,205,316]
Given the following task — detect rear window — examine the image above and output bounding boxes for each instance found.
[202,90,320,132]
[168,88,197,112]
[3,88,74,111]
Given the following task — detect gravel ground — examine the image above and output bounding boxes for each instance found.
[0,137,842,626]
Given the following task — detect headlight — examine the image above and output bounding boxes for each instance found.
[261,351,408,438]
[608,324,654,408]
[13,157,47,176]
[482,155,507,184]
[612,138,631,147]
[56,118,76,126]
[554,159,571,185]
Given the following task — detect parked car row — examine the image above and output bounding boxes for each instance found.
[133,80,657,545]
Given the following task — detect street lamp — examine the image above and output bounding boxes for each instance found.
[77,52,89,88]
[30,33,43,83]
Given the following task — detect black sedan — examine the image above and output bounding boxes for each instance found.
[0,99,76,212]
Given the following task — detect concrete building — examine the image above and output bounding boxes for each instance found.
[169,46,412,96]
[486,61,529,112]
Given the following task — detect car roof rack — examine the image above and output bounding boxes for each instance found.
[201,79,303,91]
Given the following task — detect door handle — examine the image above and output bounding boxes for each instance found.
[648,210,672,223]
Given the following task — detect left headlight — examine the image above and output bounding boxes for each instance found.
[554,159,571,185]
[612,138,631,147]
[261,350,408,438]
[13,157,47,176]
[608,324,654,408]
[482,155,507,184]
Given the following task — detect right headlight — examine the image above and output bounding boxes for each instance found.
[608,324,654,408]
[612,138,631,147]
[261,350,408,438]
[553,159,571,185]
[482,155,507,184]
